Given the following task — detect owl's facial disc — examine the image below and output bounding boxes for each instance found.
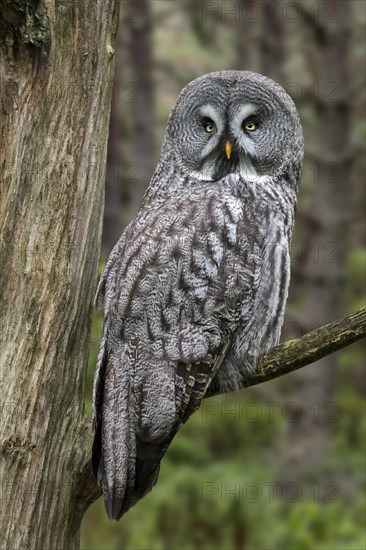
[167,71,302,186]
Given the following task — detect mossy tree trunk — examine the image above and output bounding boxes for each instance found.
[0,1,119,549]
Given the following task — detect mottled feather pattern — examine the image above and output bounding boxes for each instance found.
[92,70,303,519]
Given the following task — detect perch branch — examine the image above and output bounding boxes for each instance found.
[83,308,366,505]
[210,306,366,396]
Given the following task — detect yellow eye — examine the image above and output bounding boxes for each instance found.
[244,121,257,132]
[204,122,214,133]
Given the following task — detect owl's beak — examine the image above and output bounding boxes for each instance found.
[225,141,232,160]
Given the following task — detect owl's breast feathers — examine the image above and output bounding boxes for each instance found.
[92,179,295,519]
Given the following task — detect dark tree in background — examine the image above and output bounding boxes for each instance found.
[104,28,124,252]
[280,0,353,480]
[104,0,155,256]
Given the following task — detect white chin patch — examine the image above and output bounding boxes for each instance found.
[190,169,214,182]
[191,162,259,182]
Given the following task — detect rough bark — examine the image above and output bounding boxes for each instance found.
[0,1,119,549]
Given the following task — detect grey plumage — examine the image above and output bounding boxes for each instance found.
[92,70,304,519]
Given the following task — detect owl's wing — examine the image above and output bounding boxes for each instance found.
[92,192,256,520]
[94,225,132,311]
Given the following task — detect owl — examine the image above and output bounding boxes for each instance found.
[92,70,303,520]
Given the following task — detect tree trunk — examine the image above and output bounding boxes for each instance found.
[0,1,119,549]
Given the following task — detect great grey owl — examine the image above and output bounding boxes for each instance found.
[92,70,303,520]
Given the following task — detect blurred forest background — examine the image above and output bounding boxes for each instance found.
[81,1,365,549]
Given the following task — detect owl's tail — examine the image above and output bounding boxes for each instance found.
[92,347,135,519]
[92,344,176,520]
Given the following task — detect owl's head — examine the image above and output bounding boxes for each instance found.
[165,71,303,189]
